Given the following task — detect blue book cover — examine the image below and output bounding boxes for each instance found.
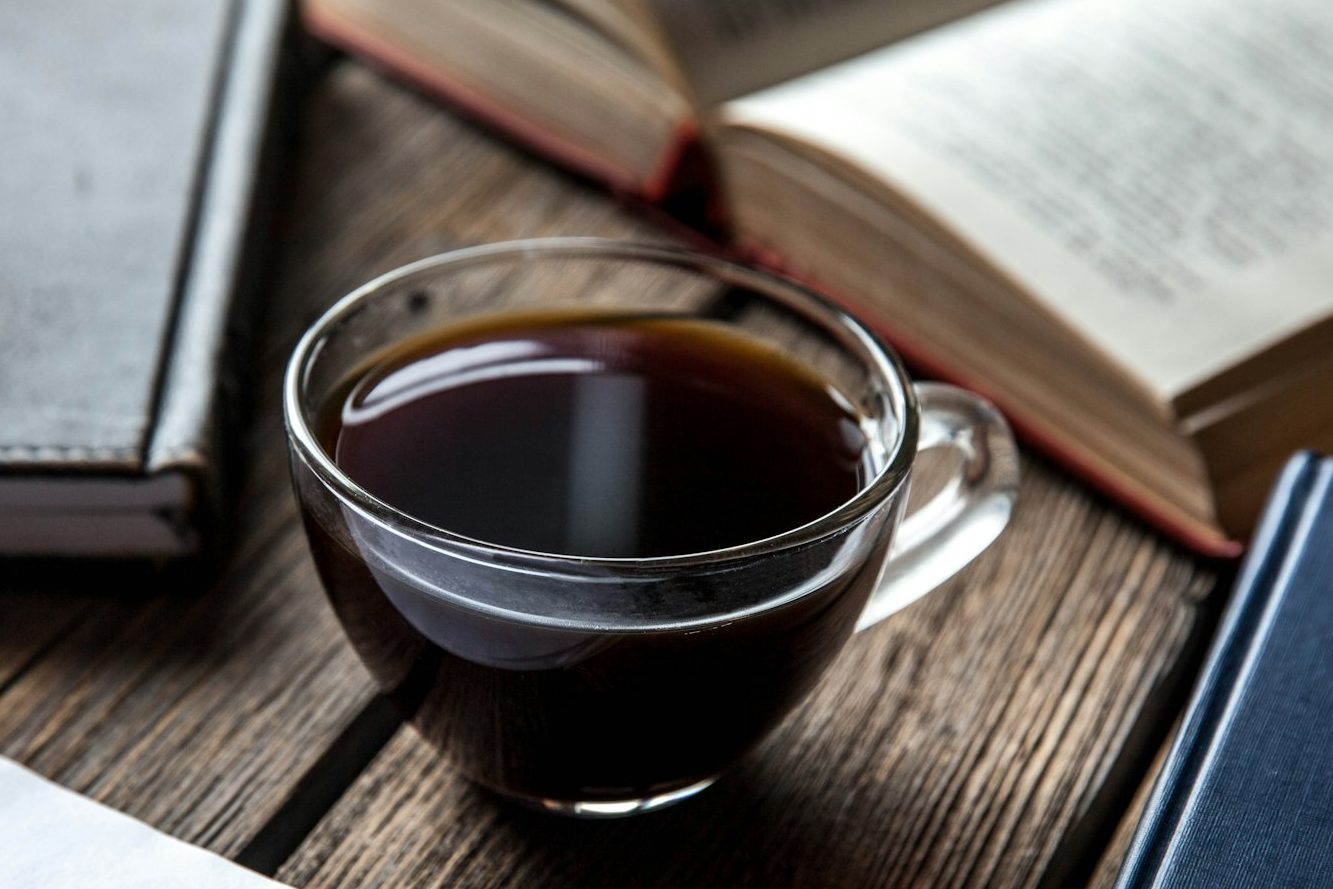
[1115,452,1333,888]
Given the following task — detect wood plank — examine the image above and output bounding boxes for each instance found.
[273,65,1220,889]
[0,59,654,861]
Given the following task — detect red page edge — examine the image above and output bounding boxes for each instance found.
[740,241,1244,561]
[303,3,691,202]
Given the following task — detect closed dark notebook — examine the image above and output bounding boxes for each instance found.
[0,0,291,556]
[1114,452,1333,888]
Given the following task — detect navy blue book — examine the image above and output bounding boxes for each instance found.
[1115,452,1333,888]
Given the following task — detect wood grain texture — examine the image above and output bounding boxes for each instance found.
[273,63,1220,889]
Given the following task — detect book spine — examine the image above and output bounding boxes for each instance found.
[146,0,297,554]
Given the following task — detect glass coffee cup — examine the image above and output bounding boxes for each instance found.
[284,239,1018,816]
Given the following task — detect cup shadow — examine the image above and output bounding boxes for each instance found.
[465,752,911,889]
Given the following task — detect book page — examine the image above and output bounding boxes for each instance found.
[639,0,1006,105]
[721,0,1333,400]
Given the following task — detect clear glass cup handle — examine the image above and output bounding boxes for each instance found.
[856,383,1020,631]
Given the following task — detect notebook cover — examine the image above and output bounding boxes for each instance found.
[0,0,294,556]
[1113,451,1333,887]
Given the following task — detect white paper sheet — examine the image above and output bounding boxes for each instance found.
[0,757,290,888]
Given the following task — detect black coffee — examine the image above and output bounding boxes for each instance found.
[304,312,885,804]
[329,312,866,558]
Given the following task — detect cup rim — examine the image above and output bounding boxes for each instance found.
[283,238,919,573]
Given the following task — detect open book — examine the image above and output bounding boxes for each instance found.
[303,0,1333,555]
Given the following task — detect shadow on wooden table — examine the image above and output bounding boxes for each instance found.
[464,753,919,888]
[0,559,268,688]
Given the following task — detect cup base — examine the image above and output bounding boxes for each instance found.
[502,775,719,818]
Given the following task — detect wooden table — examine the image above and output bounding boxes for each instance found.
[0,61,1224,888]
